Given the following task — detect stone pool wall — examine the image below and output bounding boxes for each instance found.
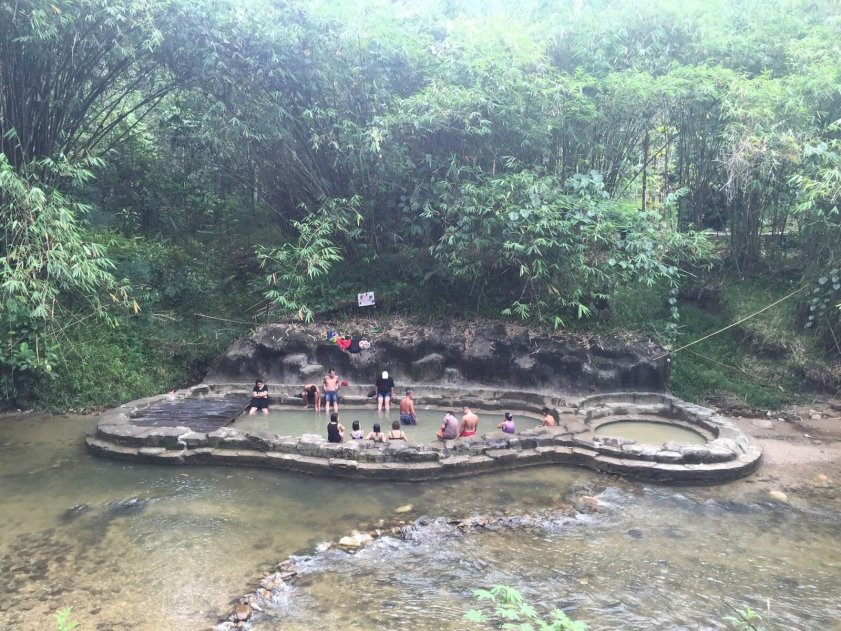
[86,385,762,484]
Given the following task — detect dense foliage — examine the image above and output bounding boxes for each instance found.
[1,0,840,407]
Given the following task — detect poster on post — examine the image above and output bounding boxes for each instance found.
[357,291,375,307]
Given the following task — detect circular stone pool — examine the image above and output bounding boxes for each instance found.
[594,420,707,445]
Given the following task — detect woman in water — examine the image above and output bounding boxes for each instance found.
[497,412,516,434]
[366,422,385,442]
[386,420,407,441]
[350,420,364,440]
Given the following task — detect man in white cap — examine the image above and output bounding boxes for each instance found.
[375,370,395,412]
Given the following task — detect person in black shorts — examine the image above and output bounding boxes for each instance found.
[248,379,270,415]
[375,370,394,412]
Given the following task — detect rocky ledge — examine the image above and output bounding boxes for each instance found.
[87,387,761,484]
[205,320,668,391]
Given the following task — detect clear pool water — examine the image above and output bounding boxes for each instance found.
[233,406,541,441]
[594,420,707,445]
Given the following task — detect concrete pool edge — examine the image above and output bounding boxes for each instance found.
[86,385,762,484]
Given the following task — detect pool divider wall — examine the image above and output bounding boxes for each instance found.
[86,384,762,484]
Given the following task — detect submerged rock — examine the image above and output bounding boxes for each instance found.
[768,490,789,503]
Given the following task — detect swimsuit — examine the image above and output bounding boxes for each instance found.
[459,429,477,437]
[351,430,364,440]
[387,431,406,440]
[500,421,516,434]
[400,413,416,425]
[324,391,338,403]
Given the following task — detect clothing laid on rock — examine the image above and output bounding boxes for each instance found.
[249,384,269,410]
[337,337,352,351]
[348,337,362,353]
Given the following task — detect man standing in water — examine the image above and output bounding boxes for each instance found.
[323,368,341,414]
[399,389,417,425]
[459,406,479,437]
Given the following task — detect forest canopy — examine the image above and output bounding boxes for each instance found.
[1,0,840,406]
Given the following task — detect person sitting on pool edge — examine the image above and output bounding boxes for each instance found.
[366,422,385,442]
[436,411,459,440]
[375,370,394,412]
[541,407,557,427]
[327,412,345,443]
[301,384,321,411]
[497,412,516,434]
[248,379,270,416]
[350,420,364,440]
[387,420,407,441]
[399,389,417,425]
[459,406,479,437]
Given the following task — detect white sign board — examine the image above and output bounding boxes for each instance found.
[357,291,375,307]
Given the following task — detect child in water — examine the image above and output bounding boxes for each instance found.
[350,420,364,440]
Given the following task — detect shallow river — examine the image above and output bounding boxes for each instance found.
[1,414,839,630]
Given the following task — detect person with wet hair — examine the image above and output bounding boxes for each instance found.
[541,407,557,427]
[366,422,385,442]
[247,379,270,416]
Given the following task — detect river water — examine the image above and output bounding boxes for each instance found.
[1,414,839,630]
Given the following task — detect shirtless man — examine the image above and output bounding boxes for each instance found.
[399,390,417,425]
[459,406,479,437]
[301,384,320,411]
[541,407,556,427]
[323,368,341,414]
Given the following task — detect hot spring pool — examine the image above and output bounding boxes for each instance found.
[233,406,541,441]
[593,420,707,445]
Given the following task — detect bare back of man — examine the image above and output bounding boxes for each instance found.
[399,390,417,425]
[459,406,479,437]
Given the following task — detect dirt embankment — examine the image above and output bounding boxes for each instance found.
[726,400,841,502]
